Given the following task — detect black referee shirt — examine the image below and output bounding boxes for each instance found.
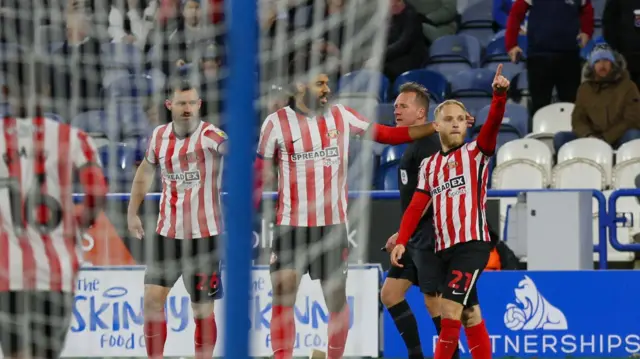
[398,135,441,250]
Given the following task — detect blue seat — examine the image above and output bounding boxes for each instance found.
[496,132,521,149]
[474,103,529,137]
[424,62,473,82]
[338,70,390,102]
[98,142,137,192]
[428,34,482,66]
[44,112,63,122]
[482,62,523,81]
[516,71,529,95]
[593,0,605,25]
[104,74,155,99]
[453,97,492,115]
[459,0,493,28]
[71,110,108,137]
[380,144,408,166]
[393,69,448,102]
[484,35,528,63]
[0,43,24,62]
[376,103,395,126]
[101,43,144,72]
[450,69,495,96]
[383,164,400,190]
[457,28,495,47]
[106,101,151,139]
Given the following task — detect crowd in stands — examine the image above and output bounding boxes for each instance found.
[0,0,640,195]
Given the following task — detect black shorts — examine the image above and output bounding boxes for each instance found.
[144,234,223,303]
[0,291,73,359]
[437,240,491,307]
[387,245,444,295]
[270,225,349,282]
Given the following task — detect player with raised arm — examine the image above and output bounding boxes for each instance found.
[255,53,441,359]
[381,82,471,359]
[127,79,227,359]
[391,64,510,359]
[0,60,108,359]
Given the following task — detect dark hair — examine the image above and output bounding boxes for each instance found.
[166,77,199,98]
[287,50,337,85]
[398,82,430,110]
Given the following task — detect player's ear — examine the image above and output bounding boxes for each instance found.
[196,99,202,109]
[295,82,306,95]
[417,106,426,119]
[433,118,441,132]
[165,99,172,110]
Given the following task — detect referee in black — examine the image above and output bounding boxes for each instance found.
[380,82,464,359]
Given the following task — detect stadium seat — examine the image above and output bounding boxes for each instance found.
[393,70,448,102]
[333,94,379,121]
[515,71,529,96]
[0,43,24,62]
[104,74,156,99]
[424,62,473,82]
[103,70,130,89]
[338,70,390,102]
[44,112,63,122]
[101,43,144,72]
[593,0,605,25]
[98,142,137,192]
[105,101,151,140]
[492,138,552,189]
[527,102,574,153]
[383,164,400,190]
[492,138,552,241]
[457,28,495,47]
[427,34,482,67]
[474,103,529,137]
[552,138,613,189]
[375,103,395,126]
[612,139,640,188]
[482,62,523,81]
[380,144,408,166]
[455,97,492,116]
[459,0,493,28]
[146,68,167,93]
[483,35,528,63]
[450,69,494,96]
[36,25,65,47]
[71,110,109,138]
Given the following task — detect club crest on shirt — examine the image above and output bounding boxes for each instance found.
[327,129,340,139]
[186,152,198,163]
[447,160,459,169]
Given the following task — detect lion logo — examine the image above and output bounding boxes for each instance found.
[504,275,568,331]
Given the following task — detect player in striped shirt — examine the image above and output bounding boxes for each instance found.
[0,60,108,359]
[391,65,510,359]
[255,52,440,359]
[127,79,226,359]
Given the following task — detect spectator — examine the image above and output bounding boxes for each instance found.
[50,12,103,117]
[406,0,457,45]
[602,0,640,90]
[368,0,425,82]
[198,43,223,120]
[108,0,159,50]
[553,47,640,151]
[505,0,594,120]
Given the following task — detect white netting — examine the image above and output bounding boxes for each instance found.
[0,0,390,358]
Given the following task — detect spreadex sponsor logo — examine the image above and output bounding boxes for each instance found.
[431,175,466,197]
[291,147,339,164]
[162,170,201,182]
[431,276,640,355]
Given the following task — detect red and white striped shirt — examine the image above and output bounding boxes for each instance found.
[0,117,102,292]
[417,141,492,251]
[257,104,370,227]
[146,121,226,239]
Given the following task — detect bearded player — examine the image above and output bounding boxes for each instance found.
[255,52,444,359]
[127,78,226,359]
[391,64,510,359]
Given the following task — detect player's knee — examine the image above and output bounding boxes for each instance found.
[270,271,299,306]
[423,293,441,318]
[144,285,170,315]
[321,280,347,313]
[191,302,215,319]
[440,297,464,320]
[380,282,405,308]
[461,305,483,327]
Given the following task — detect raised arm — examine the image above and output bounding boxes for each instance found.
[476,64,509,156]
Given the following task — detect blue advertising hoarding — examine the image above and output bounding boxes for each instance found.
[383,270,640,357]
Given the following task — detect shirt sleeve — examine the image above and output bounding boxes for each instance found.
[202,125,228,154]
[339,105,371,137]
[257,116,279,159]
[416,157,431,193]
[144,128,160,165]
[72,130,102,169]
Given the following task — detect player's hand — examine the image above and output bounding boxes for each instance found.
[390,244,406,267]
[466,113,475,128]
[508,46,523,63]
[492,64,510,94]
[385,232,398,252]
[127,215,145,239]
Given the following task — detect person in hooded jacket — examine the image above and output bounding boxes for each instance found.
[553,46,640,151]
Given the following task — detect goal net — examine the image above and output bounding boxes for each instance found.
[0,0,390,357]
